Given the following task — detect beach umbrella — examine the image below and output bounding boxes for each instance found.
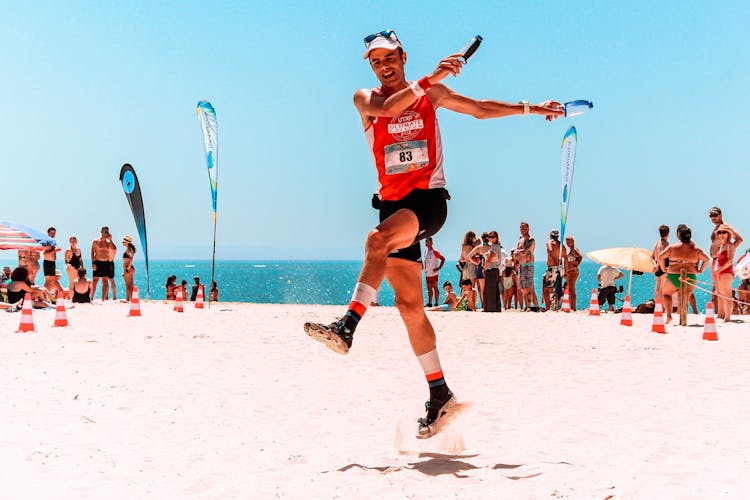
[734,251,750,279]
[0,221,56,251]
[586,247,653,298]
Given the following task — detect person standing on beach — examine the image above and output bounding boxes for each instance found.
[42,227,61,291]
[474,230,505,312]
[543,229,566,311]
[712,225,737,322]
[64,236,83,300]
[122,235,136,302]
[651,225,670,297]
[422,237,445,307]
[303,29,562,438]
[91,227,117,300]
[658,225,709,324]
[516,222,540,311]
[459,231,478,289]
[18,249,41,284]
[708,206,743,309]
[191,276,203,301]
[564,236,582,311]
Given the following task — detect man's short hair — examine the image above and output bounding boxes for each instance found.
[442,280,452,288]
[460,279,472,287]
[47,227,56,233]
[659,225,669,237]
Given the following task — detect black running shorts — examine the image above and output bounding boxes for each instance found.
[378,188,450,263]
[43,260,56,276]
[93,260,115,278]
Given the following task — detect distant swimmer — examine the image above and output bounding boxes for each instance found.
[303,29,562,439]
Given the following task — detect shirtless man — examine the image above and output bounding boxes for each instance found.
[543,229,567,310]
[42,227,61,291]
[658,225,710,323]
[45,269,67,301]
[91,226,117,300]
[516,222,540,311]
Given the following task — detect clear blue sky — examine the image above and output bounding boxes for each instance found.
[2,0,747,263]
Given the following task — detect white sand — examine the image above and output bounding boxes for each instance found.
[1,301,749,499]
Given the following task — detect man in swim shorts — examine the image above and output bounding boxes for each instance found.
[303,29,562,439]
[91,226,117,300]
[42,227,61,291]
[516,222,540,311]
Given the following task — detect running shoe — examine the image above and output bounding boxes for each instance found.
[303,319,353,355]
[416,390,458,439]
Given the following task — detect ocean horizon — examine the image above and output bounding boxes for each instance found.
[1,258,724,311]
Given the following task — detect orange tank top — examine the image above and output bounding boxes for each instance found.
[364,88,445,201]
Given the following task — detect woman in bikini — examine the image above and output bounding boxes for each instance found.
[658,226,710,324]
[711,225,736,322]
[64,236,83,300]
[122,235,137,301]
[564,235,583,311]
[165,275,177,301]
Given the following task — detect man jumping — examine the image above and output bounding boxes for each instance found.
[304,29,562,438]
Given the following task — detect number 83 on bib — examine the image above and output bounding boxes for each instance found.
[384,140,429,175]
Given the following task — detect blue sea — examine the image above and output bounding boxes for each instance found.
[2,258,719,310]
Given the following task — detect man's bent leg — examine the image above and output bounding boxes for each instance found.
[304,208,420,354]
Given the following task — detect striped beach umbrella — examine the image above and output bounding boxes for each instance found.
[0,221,56,251]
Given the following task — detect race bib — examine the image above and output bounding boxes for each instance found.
[384,140,429,175]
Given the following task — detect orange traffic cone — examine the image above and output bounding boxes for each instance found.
[128,286,142,317]
[195,284,205,309]
[702,302,718,341]
[620,294,633,326]
[52,297,69,327]
[588,289,600,316]
[174,288,184,313]
[561,288,571,313]
[16,293,35,333]
[651,297,667,334]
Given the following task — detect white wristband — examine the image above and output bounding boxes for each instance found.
[410,80,426,97]
[519,100,530,116]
